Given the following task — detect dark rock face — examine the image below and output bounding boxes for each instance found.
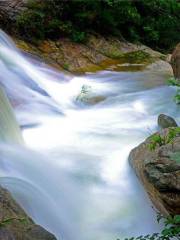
[171,43,180,81]
[129,128,180,216]
[0,186,57,240]
[158,114,178,129]
[0,0,27,28]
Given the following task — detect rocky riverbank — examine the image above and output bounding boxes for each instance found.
[15,34,169,73]
[129,125,180,216]
[0,186,57,240]
[0,0,173,74]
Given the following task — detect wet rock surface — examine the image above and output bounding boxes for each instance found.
[129,128,180,215]
[0,186,57,240]
[171,43,180,81]
[158,114,178,129]
[76,85,106,105]
[14,35,168,73]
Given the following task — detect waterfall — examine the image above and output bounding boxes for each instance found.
[0,30,179,240]
[0,87,23,144]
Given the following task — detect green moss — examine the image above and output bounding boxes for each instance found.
[63,63,70,71]
[0,217,29,228]
[122,50,153,64]
[103,50,153,64]
[103,48,123,59]
[159,55,167,61]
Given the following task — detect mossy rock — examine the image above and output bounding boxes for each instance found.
[121,50,153,64]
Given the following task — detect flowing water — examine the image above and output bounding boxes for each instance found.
[0,30,179,240]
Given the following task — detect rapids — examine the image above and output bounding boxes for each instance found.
[0,30,179,240]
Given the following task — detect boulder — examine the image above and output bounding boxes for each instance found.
[158,114,178,129]
[145,60,173,74]
[129,128,180,216]
[171,43,180,81]
[0,186,57,240]
[76,85,106,105]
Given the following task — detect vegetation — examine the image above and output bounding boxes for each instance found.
[168,77,180,104]
[148,127,180,150]
[16,0,180,51]
[124,214,180,240]
[122,51,153,64]
[0,217,28,227]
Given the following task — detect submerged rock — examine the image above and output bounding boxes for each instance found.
[129,127,180,215]
[0,186,57,240]
[76,85,106,105]
[158,114,178,129]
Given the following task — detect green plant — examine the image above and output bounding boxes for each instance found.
[16,9,45,41]
[71,31,87,43]
[167,78,180,87]
[148,134,165,150]
[168,78,180,104]
[123,214,180,240]
[148,127,180,150]
[63,63,70,71]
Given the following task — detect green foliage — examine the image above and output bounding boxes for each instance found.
[123,214,180,240]
[168,77,180,104]
[63,63,70,71]
[71,31,87,43]
[148,127,180,150]
[16,0,180,50]
[148,134,165,151]
[174,89,180,104]
[168,78,180,88]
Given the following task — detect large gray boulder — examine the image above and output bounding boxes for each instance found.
[0,186,57,240]
[158,114,178,129]
[129,127,180,216]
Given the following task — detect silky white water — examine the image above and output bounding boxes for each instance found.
[0,30,179,240]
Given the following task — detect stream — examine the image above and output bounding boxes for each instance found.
[0,30,179,240]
